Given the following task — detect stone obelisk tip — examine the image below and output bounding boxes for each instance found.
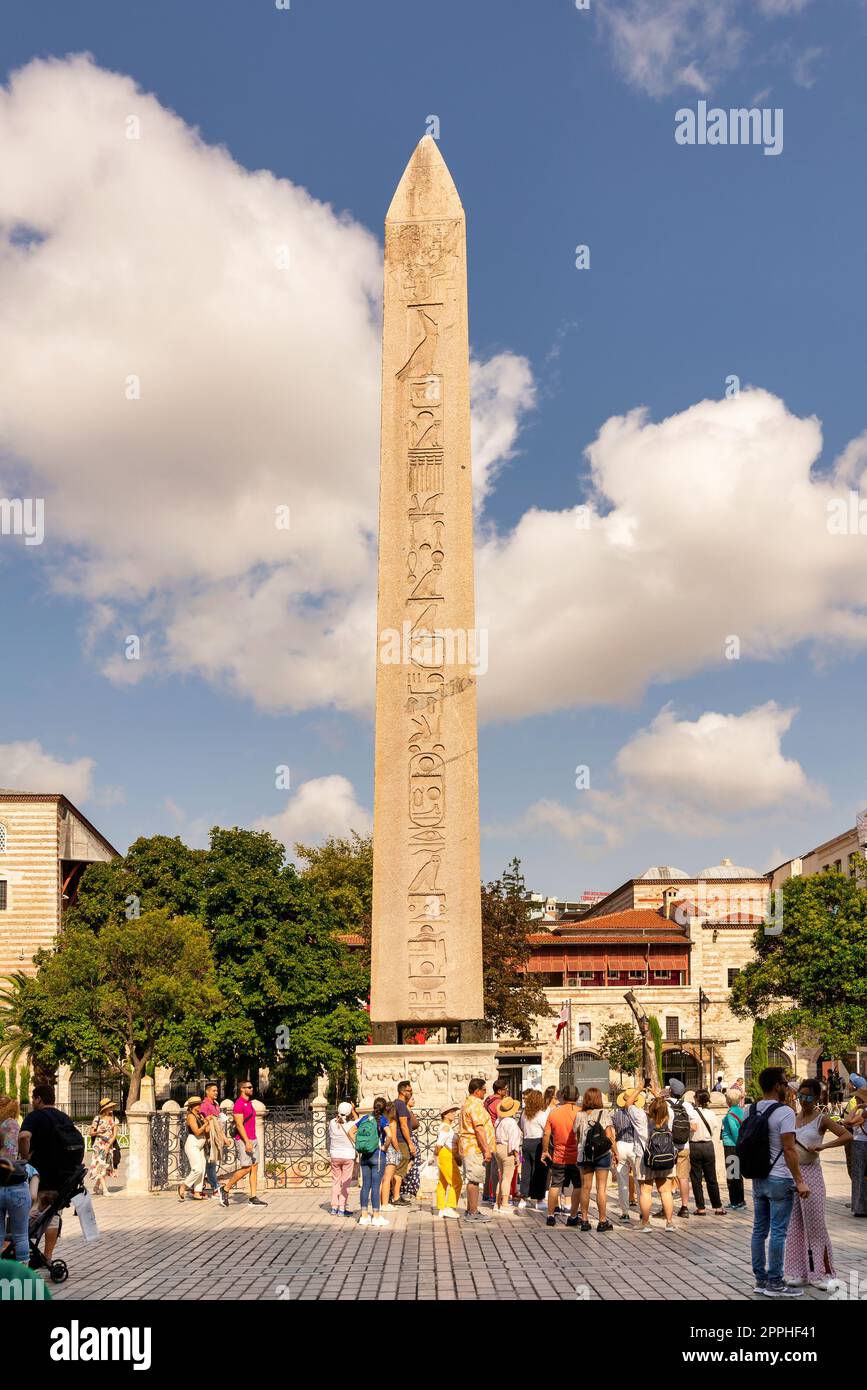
[386,134,464,224]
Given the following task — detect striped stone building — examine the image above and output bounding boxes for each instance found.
[0,791,119,980]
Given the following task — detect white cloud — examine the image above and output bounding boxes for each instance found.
[0,56,531,718]
[470,353,536,508]
[492,703,822,854]
[255,774,371,848]
[0,739,95,803]
[476,388,867,722]
[596,0,746,97]
[595,0,816,97]
[615,702,821,811]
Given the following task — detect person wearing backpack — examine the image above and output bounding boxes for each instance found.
[624,1089,676,1231]
[721,1090,747,1209]
[737,1065,810,1298]
[354,1103,389,1227]
[18,1083,85,1265]
[574,1087,616,1232]
[664,1078,697,1218]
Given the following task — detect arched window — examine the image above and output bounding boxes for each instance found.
[0,823,6,854]
[744,1049,792,1086]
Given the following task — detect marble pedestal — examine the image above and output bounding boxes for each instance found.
[355,1041,499,1111]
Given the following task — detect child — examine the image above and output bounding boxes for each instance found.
[435,1103,462,1218]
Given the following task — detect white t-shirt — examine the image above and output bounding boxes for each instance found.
[328,1117,357,1161]
[519,1108,547,1140]
[495,1115,522,1153]
[436,1125,455,1151]
[691,1106,721,1143]
[756,1099,796,1177]
[628,1105,649,1155]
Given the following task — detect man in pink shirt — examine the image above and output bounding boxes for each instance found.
[222,1081,267,1207]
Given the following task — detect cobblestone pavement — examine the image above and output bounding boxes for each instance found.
[48,1151,865,1302]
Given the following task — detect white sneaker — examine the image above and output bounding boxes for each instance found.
[665,1221,676,1232]
[371,1215,390,1228]
[358,1213,372,1227]
[536,1200,548,1211]
[517,1200,527,1210]
[809,1277,838,1292]
[440,1207,460,1219]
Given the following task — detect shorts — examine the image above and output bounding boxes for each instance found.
[386,1147,400,1167]
[675,1147,690,1182]
[462,1151,486,1186]
[580,1153,612,1172]
[234,1138,259,1168]
[395,1141,412,1178]
[549,1162,582,1190]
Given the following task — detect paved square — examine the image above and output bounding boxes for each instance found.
[47,1151,865,1302]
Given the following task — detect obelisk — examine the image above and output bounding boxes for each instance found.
[359,137,493,1105]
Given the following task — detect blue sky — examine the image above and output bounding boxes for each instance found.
[1,0,866,896]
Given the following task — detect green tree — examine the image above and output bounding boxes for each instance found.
[293,833,372,953]
[481,859,553,1040]
[648,1016,664,1082]
[18,1066,30,1109]
[63,835,206,932]
[11,910,223,1105]
[598,1021,642,1084]
[730,865,867,1061]
[747,1021,769,1101]
[201,828,370,1087]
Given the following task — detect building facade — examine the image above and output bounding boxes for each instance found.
[495,859,816,1096]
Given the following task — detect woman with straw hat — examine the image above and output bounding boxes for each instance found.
[88,1097,118,1197]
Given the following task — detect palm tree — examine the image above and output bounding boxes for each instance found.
[0,972,50,1088]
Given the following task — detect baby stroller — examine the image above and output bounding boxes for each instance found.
[28,1163,88,1285]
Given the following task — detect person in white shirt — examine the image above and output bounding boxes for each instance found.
[689,1089,725,1214]
[327,1102,358,1217]
[494,1096,522,1215]
[517,1090,548,1210]
[749,1067,810,1297]
[434,1102,462,1219]
[665,1078,698,1217]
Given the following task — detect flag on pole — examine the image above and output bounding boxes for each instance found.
[556,999,571,1041]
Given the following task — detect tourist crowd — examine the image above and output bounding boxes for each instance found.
[322,1066,867,1298]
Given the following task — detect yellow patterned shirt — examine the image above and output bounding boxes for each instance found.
[459,1095,495,1157]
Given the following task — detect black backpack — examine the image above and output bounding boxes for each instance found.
[735,1101,785,1179]
[669,1099,691,1146]
[583,1111,612,1164]
[50,1110,86,1179]
[645,1125,677,1171]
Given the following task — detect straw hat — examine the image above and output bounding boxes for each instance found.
[185,1095,203,1109]
[440,1102,459,1118]
[617,1087,646,1109]
[497,1096,520,1119]
[98,1097,116,1113]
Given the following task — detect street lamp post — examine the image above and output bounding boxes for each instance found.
[698,988,710,1089]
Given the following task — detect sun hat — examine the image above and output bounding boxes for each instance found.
[185,1096,202,1108]
[98,1097,115,1112]
[337,1101,354,1118]
[497,1096,520,1118]
[618,1087,646,1109]
[440,1102,459,1118]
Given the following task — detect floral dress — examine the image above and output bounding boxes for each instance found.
[89,1114,116,1183]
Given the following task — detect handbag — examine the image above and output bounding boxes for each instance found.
[111,1138,122,1170]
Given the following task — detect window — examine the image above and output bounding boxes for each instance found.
[0,880,6,910]
[652,970,670,980]
[0,824,6,854]
[577,1022,591,1042]
[835,859,842,873]
[850,853,858,877]
[727,967,741,987]
[628,970,645,981]
[577,970,594,979]
[665,1016,680,1041]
